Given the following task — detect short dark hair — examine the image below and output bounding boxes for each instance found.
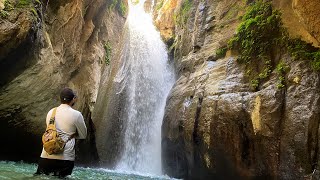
[60,88,76,104]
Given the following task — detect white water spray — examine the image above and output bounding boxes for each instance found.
[114,0,175,175]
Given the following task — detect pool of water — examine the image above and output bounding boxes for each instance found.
[0,161,174,180]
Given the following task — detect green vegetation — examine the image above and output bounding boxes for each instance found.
[215,47,227,59]
[17,0,32,7]
[4,0,14,11]
[174,0,192,26]
[104,42,112,65]
[287,38,320,71]
[110,0,127,17]
[228,0,320,90]
[119,0,127,16]
[228,1,283,64]
[275,61,289,89]
[1,0,15,18]
[0,10,9,18]
[228,1,283,90]
[156,0,164,10]
[30,7,37,16]
[34,0,41,5]
[1,0,39,18]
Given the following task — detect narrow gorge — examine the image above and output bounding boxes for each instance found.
[0,0,320,179]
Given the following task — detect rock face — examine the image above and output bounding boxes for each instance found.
[0,0,126,164]
[154,0,177,45]
[157,0,320,179]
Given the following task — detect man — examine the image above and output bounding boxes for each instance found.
[35,87,87,178]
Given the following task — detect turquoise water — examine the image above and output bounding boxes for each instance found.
[0,161,173,180]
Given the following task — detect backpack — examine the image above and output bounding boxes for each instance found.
[42,108,65,155]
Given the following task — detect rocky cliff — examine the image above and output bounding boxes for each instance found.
[0,0,126,164]
[155,0,320,179]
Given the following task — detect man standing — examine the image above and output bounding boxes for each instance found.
[35,87,87,178]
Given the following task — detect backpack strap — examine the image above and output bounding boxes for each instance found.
[65,133,76,142]
[49,108,57,125]
[48,107,75,145]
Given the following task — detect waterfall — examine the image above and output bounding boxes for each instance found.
[114,0,175,175]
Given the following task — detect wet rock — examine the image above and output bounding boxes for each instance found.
[159,0,320,179]
[0,0,126,165]
[154,0,177,45]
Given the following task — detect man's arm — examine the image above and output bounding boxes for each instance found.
[45,109,54,125]
[75,112,87,139]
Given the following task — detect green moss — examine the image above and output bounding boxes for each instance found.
[119,0,127,16]
[0,10,9,18]
[4,0,14,11]
[251,79,259,90]
[104,42,112,66]
[230,1,283,64]
[156,0,164,10]
[34,0,41,5]
[287,38,320,71]
[216,47,227,59]
[17,0,32,7]
[30,7,37,16]
[275,61,289,89]
[109,0,127,17]
[311,51,320,71]
[110,0,117,9]
[228,1,284,90]
[174,0,192,26]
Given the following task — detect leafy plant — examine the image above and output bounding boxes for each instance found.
[4,0,14,11]
[17,0,32,7]
[34,0,41,5]
[30,7,37,16]
[215,47,227,59]
[311,51,320,71]
[228,1,283,65]
[227,0,320,91]
[174,0,192,26]
[109,0,127,17]
[156,0,164,10]
[104,42,112,65]
[119,0,127,16]
[0,10,9,18]
[275,61,289,89]
[287,38,320,71]
[228,1,284,90]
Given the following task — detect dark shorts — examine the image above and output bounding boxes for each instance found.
[35,158,74,178]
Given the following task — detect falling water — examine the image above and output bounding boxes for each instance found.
[114,0,175,175]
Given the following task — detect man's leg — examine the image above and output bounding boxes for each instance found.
[56,160,74,178]
[34,158,51,175]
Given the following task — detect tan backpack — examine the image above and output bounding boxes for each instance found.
[42,108,74,155]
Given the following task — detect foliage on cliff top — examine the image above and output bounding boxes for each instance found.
[228,1,283,64]
[228,1,283,90]
[228,0,320,90]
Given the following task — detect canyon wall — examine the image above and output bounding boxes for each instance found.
[155,0,320,179]
[0,0,126,164]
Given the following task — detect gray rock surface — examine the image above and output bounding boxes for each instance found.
[0,0,126,164]
[157,0,320,179]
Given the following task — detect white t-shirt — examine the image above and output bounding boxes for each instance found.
[40,104,87,161]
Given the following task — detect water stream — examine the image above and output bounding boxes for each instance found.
[114,0,175,175]
[0,161,172,179]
